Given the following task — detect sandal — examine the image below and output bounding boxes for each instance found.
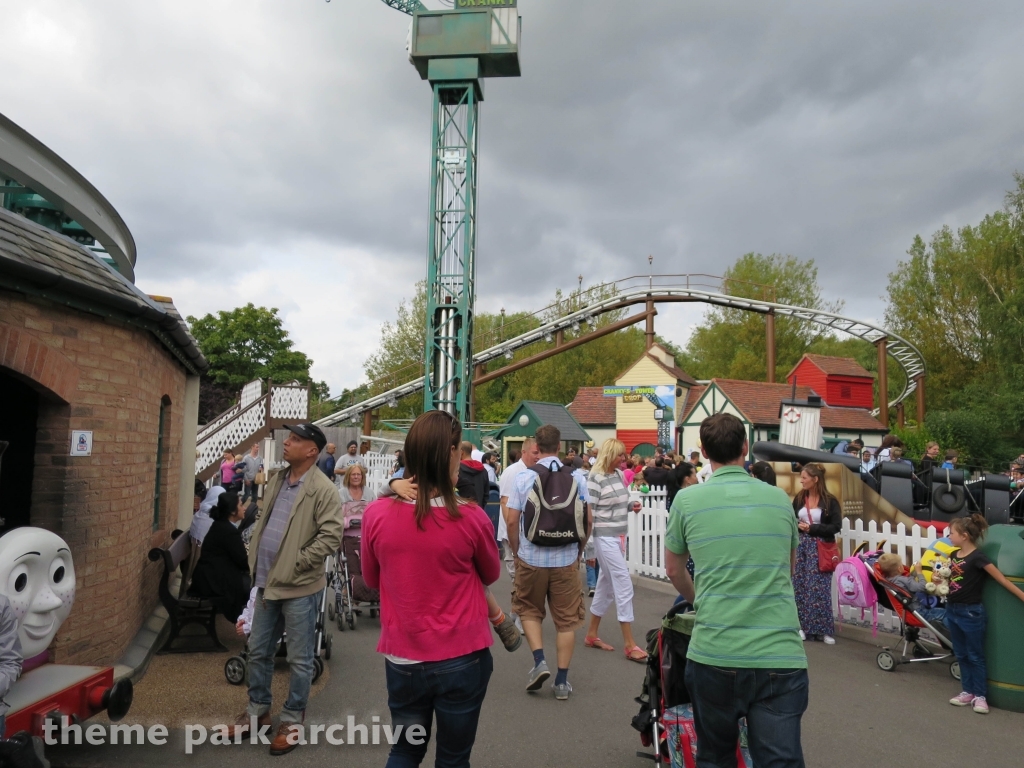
[625,645,648,663]
[584,636,615,651]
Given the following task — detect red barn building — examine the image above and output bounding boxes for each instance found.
[786,354,874,410]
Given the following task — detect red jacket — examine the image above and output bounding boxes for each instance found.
[361,497,501,662]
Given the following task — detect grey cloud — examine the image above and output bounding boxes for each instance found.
[3,0,1024,387]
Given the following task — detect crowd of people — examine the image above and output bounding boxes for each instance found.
[182,415,1024,766]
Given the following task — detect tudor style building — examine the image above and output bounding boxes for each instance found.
[678,377,888,456]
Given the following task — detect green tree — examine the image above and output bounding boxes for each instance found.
[883,172,1024,467]
[682,253,843,381]
[363,281,648,424]
[188,304,318,422]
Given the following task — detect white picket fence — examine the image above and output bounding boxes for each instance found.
[361,452,396,496]
[623,490,943,633]
[625,487,670,579]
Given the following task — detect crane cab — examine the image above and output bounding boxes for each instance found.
[410,1,521,84]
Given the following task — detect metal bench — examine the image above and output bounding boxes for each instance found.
[148,531,226,653]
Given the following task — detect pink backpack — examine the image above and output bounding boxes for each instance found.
[834,556,879,635]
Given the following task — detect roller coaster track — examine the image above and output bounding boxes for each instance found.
[315,274,925,427]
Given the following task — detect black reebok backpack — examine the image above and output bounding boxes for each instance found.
[522,463,589,547]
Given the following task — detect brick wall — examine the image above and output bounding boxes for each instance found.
[0,289,189,665]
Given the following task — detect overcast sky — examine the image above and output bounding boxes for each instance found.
[3,0,1023,394]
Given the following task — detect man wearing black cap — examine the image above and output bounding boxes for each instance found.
[232,423,343,754]
[334,439,360,477]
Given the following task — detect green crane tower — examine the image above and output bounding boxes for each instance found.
[380,0,521,420]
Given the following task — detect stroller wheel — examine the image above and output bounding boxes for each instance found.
[348,612,357,631]
[950,662,961,681]
[328,601,335,621]
[876,651,896,672]
[224,656,247,685]
[370,608,379,619]
[324,631,332,660]
[337,612,346,631]
[313,657,324,684]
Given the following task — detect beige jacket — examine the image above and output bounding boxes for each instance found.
[248,463,344,600]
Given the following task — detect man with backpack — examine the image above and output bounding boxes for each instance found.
[664,413,808,767]
[506,425,591,701]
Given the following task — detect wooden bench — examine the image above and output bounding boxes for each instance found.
[148,531,227,653]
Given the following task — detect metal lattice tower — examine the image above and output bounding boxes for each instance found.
[424,83,479,415]
[388,0,520,419]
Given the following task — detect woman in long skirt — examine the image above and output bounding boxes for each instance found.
[792,463,842,643]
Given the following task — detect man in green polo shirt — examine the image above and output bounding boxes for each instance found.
[665,413,808,768]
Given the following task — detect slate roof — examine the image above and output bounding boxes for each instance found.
[0,206,207,372]
[567,387,616,425]
[518,401,591,442]
[684,378,887,432]
[787,354,873,380]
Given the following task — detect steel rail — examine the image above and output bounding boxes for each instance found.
[316,280,924,427]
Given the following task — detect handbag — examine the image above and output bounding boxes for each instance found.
[817,539,841,573]
[254,470,265,485]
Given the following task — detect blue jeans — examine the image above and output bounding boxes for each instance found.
[241,481,258,504]
[685,660,808,768]
[917,606,947,632]
[384,648,493,768]
[946,602,987,697]
[586,560,599,590]
[247,589,320,724]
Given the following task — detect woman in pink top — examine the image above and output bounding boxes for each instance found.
[362,410,501,768]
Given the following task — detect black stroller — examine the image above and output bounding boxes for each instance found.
[632,603,754,768]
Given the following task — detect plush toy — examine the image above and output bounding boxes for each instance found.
[925,559,952,597]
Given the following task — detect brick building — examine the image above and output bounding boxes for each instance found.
[0,205,206,665]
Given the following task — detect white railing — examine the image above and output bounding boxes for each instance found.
[269,385,309,419]
[622,492,945,634]
[835,517,941,632]
[362,452,396,496]
[196,398,268,477]
[195,384,309,476]
[626,486,669,579]
[197,403,241,443]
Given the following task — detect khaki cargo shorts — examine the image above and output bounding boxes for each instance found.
[512,557,585,633]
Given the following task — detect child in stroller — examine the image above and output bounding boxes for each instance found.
[867,551,959,679]
[877,553,947,631]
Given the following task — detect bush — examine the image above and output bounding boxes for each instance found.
[923,410,1013,471]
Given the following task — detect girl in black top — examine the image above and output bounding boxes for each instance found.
[191,491,251,622]
[945,514,1024,713]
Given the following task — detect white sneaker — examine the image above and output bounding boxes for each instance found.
[798,630,806,641]
[823,635,835,645]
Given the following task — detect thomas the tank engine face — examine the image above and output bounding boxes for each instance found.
[0,528,76,658]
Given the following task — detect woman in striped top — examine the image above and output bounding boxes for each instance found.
[583,439,648,662]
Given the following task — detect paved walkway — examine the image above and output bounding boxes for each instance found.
[49,571,1024,767]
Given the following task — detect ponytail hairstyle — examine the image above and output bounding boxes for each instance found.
[950,513,989,544]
